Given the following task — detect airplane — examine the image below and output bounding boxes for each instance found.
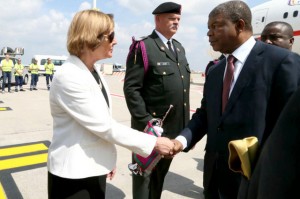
[251,0,300,54]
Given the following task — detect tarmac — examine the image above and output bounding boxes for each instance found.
[0,73,206,199]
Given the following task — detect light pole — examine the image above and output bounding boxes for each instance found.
[93,0,97,9]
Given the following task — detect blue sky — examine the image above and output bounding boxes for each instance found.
[0,0,270,71]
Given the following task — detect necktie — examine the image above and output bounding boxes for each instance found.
[222,55,235,113]
[91,70,109,107]
[167,40,176,57]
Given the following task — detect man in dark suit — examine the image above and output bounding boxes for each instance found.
[261,21,294,50]
[237,86,300,199]
[172,1,300,199]
[123,2,190,199]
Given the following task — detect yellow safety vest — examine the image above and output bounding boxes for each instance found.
[14,63,24,76]
[29,64,40,74]
[45,63,54,75]
[1,59,14,72]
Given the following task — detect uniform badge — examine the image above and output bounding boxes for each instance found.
[160,46,165,51]
[176,48,180,52]
[157,62,170,66]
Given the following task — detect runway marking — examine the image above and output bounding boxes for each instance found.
[0,182,6,199]
[0,143,48,157]
[0,141,50,199]
[0,154,48,171]
[0,107,12,111]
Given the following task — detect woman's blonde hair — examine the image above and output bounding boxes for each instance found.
[67,9,114,56]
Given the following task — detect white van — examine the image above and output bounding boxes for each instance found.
[32,55,67,75]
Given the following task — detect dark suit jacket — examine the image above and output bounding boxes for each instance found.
[238,86,300,199]
[124,30,190,138]
[180,40,300,189]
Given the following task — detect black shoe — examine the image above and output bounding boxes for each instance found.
[30,88,33,91]
[15,89,18,92]
[20,89,25,91]
[33,88,38,90]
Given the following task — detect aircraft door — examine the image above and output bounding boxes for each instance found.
[252,8,269,37]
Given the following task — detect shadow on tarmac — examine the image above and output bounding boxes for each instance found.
[106,183,126,198]
[164,171,204,198]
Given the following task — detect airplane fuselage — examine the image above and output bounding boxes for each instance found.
[252,0,300,54]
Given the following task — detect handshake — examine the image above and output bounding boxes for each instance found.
[154,137,184,158]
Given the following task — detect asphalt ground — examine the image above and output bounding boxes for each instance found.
[0,73,206,199]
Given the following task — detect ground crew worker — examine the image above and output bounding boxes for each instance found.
[0,54,14,93]
[29,59,40,91]
[45,58,54,90]
[14,58,25,92]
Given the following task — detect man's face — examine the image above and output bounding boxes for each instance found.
[155,13,181,39]
[5,54,10,60]
[261,24,294,50]
[207,14,239,54]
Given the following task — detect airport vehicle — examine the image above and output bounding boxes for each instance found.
[31,55,67,75]
[0,47,29,89]
[251,0,300,54]
[113,63,126,72]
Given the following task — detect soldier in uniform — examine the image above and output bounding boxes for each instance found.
[124,2,190,199]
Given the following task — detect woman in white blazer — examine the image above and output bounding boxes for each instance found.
[47,10,174,199]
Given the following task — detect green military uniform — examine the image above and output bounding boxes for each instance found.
[124,30,190,199]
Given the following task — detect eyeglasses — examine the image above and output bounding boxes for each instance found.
[104,31,115,43]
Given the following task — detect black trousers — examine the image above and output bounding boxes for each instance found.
[132,157,173,199]
[48,172,106,199]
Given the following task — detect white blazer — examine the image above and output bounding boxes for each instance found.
[47,55,156,179]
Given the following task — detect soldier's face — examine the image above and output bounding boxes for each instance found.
[156,13,181,38]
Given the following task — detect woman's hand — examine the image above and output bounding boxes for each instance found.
[107,167,116,180]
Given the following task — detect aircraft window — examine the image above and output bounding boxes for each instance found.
[293,10,298,17]
[283,12,288,19]
[262,16,265,22]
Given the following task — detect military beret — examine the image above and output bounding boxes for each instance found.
[152,2,181,15]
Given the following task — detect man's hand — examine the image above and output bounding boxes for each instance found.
[172,139,183,155]
[155,137,174,156]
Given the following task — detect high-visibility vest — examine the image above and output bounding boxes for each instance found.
[45,63,54,75]
[1,59,14,72]
[14,63,24,76]
[29,63,40,74]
